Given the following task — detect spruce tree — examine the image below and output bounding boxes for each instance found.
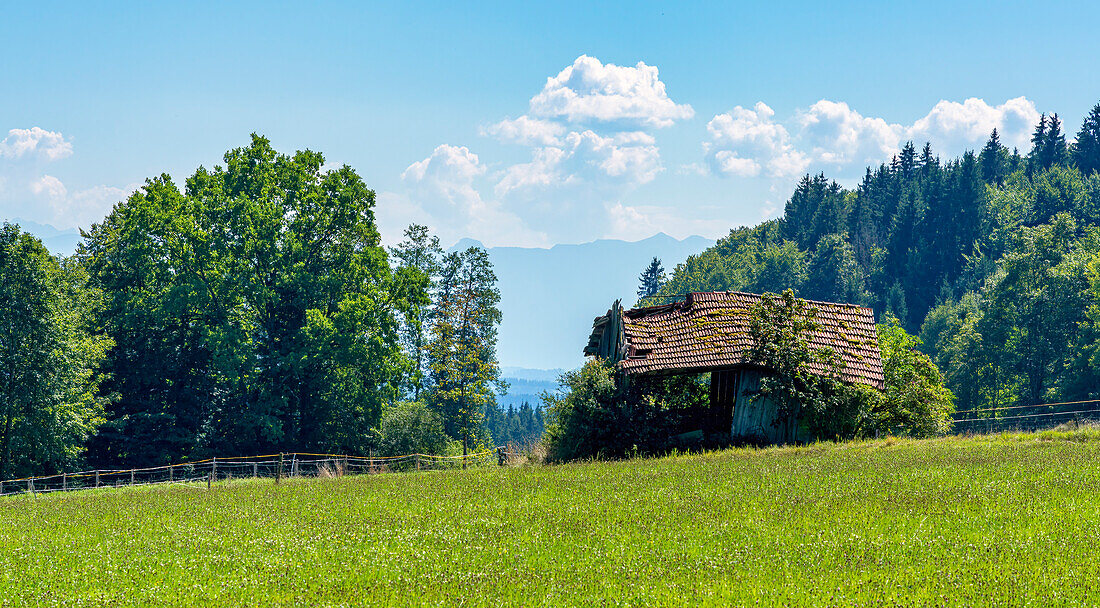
[1044,114,1070,168]
[898,142,917,178]
[1073,103,1100,176]
[919,142,936,172]
[1028,114,1048,176]
[979,128,1008,185]
[637,257,666,299]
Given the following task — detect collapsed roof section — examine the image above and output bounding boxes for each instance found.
[584,291,884,389]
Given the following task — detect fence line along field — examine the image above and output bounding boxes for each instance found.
[3,430,1100,606]
[0,449,507,497]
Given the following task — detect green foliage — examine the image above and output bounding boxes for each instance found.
[5,436,1100,605]
[375,401,447,457]
[542,359,708,462]
[745,290,872,440]
[744,291,953,440]
[0,225,111,478]
[81,135,419,465]
[389,225,441,401]
[875,316,955,436]
[805,233,867,304]
[427,247,504,454]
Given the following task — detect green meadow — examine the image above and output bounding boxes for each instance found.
[4,431,1100,607]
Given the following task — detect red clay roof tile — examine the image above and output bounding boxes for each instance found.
[607,291,884,389]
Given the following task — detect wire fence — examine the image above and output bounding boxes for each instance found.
[0,448,509,498]
[8,400,1098,497]
[951,399,1100,434]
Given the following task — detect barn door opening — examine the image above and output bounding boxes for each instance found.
[708,369,740,437]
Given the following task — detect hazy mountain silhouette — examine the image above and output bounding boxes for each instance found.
[452,232,714,373]
[5,218,83,254]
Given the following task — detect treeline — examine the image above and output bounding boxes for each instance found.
[484,401,545,446]
[0,136,505,479]
[653,103,1100,415]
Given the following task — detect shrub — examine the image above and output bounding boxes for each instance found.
[376,401,447,457]
[542,359,708,462]
[873,316,956,437]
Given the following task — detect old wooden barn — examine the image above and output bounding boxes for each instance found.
[584,291,884,444]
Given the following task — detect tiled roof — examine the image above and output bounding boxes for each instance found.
[610,291,883,389]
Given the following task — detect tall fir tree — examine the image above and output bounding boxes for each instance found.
[1073,104,1100,176]
[637,257,666,300]
[979,128,1009,185]
[919,142,936,173]
[898,141,917,178]
[1028,114,1049,176]
[1044,113,1070,168]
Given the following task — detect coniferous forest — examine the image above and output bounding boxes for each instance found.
[653,103,1100,418]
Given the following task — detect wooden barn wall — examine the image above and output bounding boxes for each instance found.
[711,369,810,444]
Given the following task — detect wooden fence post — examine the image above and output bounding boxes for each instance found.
[0,480,4,495]
[130,469,135,486]
[416,454,420,472]
[253,462,258,478]
[276,453,284,483]
[63,473,67,491]
[169,465,174,483]
[29,477,35,495]
[95,471,100,488]
[212,457,217,481]
[291,455,298,477]
[207,470,212,490]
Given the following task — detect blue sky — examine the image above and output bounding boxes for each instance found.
[2,1,1098,247]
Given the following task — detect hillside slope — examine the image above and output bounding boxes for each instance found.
[4,432,1099,606]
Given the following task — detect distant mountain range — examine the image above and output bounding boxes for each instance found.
[5,218,82,254]
[452,232,715,373]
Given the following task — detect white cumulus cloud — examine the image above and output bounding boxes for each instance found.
[31,175,67,200]
[704,96,1043,182]
[0,127,73,161]
[907,96,1040,157]
[705,102,809,178]
[796,100,903,168]
[529,55,694,128]
[483,116,565,147]
[399,144,546,247]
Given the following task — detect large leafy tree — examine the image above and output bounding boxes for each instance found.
[82,135,419,464]
[0,226,111,478]
[389,224,441,400]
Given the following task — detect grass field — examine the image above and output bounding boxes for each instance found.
[4,430,1100,607]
